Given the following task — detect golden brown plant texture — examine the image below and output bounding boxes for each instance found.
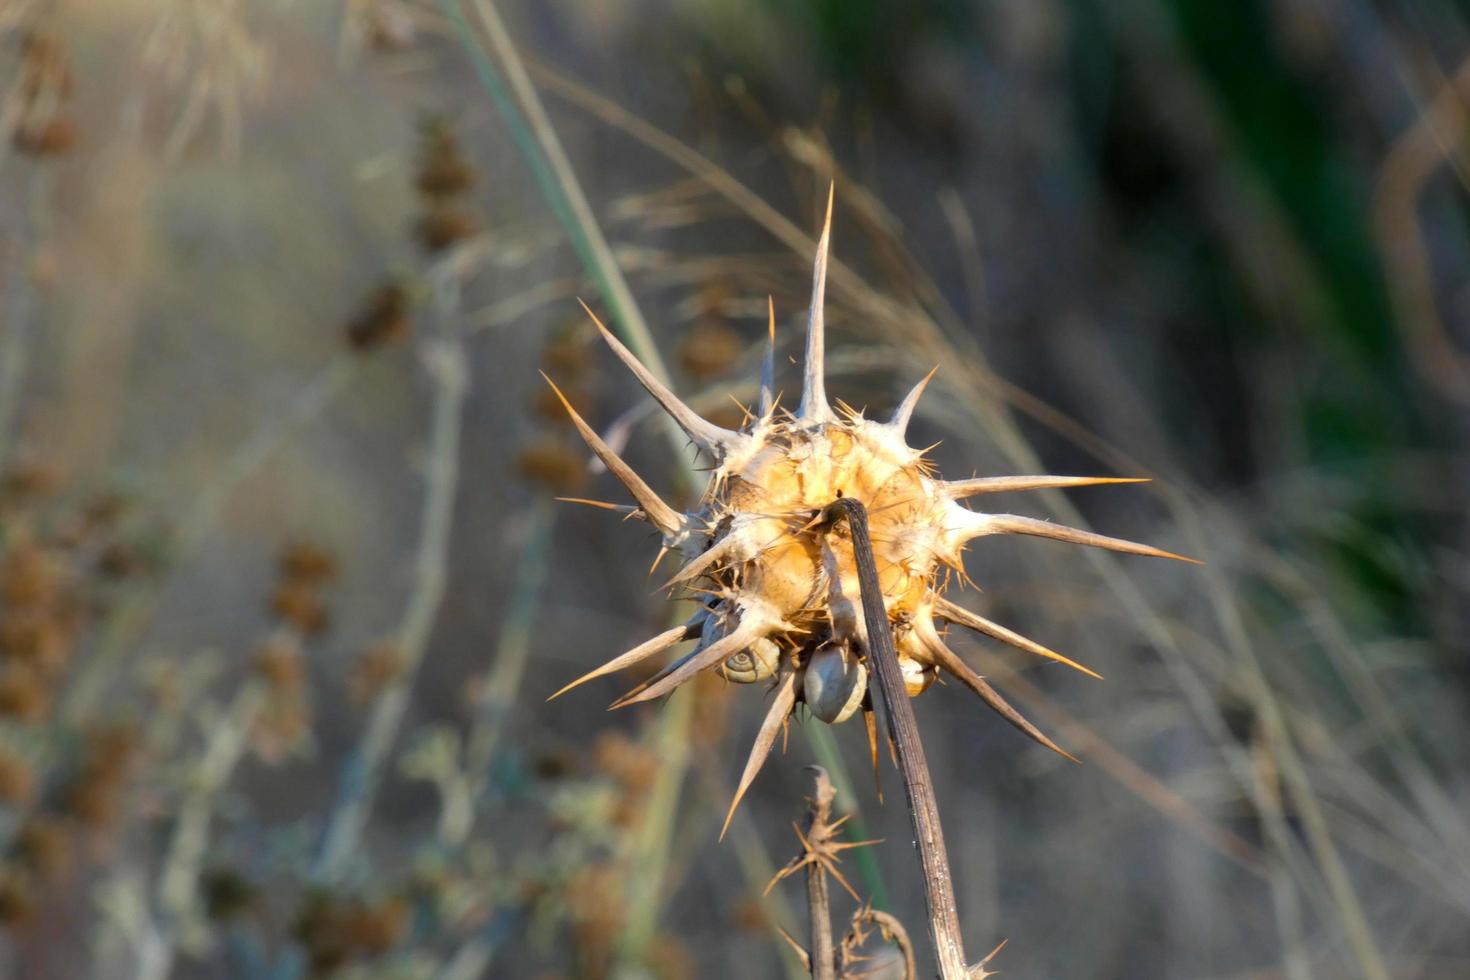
[548,189,1197,826]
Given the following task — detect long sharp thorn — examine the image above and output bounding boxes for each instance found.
[941,476,1149,499]
[775,927,811,971]
[797,183,835,422]
[758,295,776,419]
[540,373,685,536]
[936,597,1102,680]
[547,618,702,701]
[967,513,1202,564]
[918,622,1077,762]
[555,497,641,518]
[660,534,742,591]
[611,618,768,708]
[720,670,798,840]
[888,365,938,435]
[863,706,883,804]
[577,300,743,457]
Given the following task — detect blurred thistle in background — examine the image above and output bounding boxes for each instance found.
[0,1,1468,979]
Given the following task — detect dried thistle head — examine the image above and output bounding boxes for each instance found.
[547,189,1195,826]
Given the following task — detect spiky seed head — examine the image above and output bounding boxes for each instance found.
[548,189,1196,821]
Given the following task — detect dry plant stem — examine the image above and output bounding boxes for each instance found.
[446,0,690,471]
[804,771,838,980]
[61,355,358,722]
[821,497,969,980]
[0,235,34,473]
[313,276,468,882]
[138,682,266,980]
[442,499,553,845]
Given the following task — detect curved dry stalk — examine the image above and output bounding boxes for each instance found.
[842,907,918,980]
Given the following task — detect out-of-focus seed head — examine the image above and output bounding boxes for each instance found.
[11,819,69,881]
[344,281,411,352]
[279,541,338,586]
[415,116,476,199]
[348,641,403,706]
[677,320,743,379]
[516,437,590,493]
[0,746,35,805]
[416,206,477,254]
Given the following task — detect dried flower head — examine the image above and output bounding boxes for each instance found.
[347,641,403,705]
[416,205,478,254]
[279,541,339,585]
[546,190,1195,825]
[415,116,476,199]
[344,281,411,352]
[0,746,35,805]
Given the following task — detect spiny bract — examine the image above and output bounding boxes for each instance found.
[547,188,1196,831]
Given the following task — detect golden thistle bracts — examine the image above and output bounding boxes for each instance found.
[546,188,1197,824]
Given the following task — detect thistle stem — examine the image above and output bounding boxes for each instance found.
[804,769,837,980]
[820,497,970,979]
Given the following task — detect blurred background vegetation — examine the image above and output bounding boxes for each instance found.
[1,0,1467,977]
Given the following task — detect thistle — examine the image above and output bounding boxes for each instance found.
[547,188,1197,829]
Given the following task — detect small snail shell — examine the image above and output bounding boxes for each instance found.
[721,636,781,684]
[900,655,937,698]
[803,642,867,724]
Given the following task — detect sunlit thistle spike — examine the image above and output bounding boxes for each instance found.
[935,597,1101,679]
[758,295,777,419]
[888,365,938,435]
[797,183,835,423]
[554,497,642,518]
[540,373,685,537]
[940,475,1149,499]
[578,300,745,458]
[956,511,1201,564]
[547,615,704,701]
[915,618,1077,762]
[720,669,798,840]
[611,613,775,708]
[863,705,883,802]
[661,527,761,591]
